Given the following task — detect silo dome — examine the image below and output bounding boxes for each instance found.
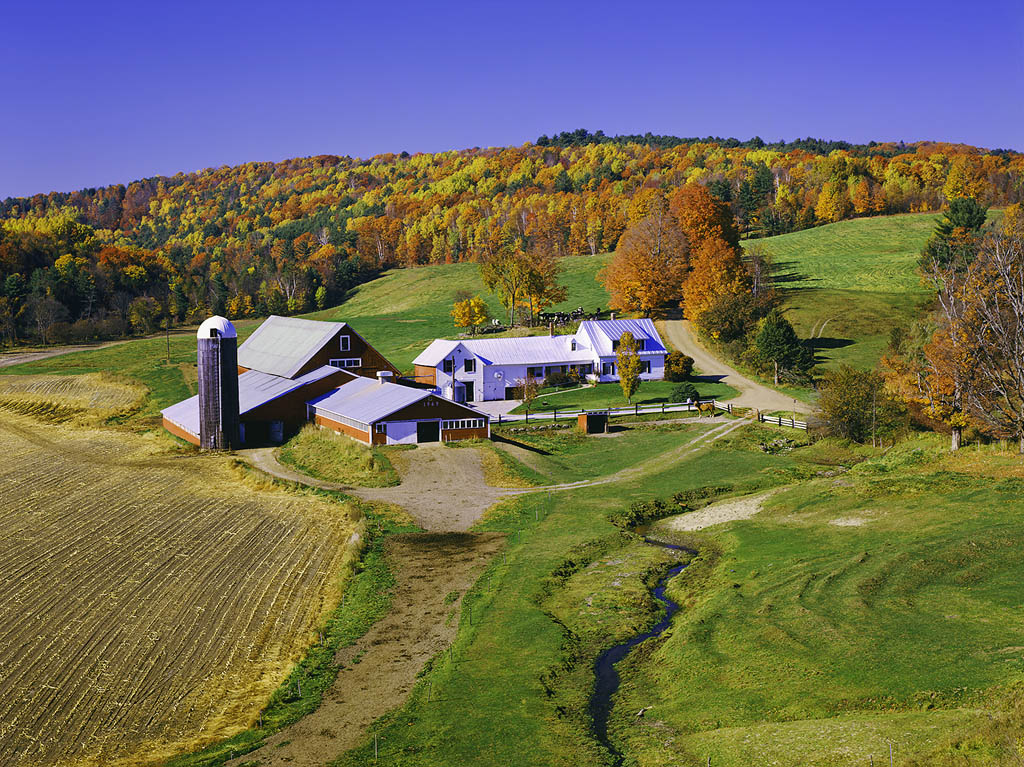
[197,316,237,339]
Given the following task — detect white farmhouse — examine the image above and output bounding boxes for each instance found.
[412,319,667,402]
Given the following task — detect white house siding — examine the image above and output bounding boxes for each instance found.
[385,421,419,445]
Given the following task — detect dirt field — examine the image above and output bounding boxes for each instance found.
[0,373,147,422]
[227,531,505,767]
[0,413,360,767]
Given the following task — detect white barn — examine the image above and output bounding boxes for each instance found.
[413,318,667,402]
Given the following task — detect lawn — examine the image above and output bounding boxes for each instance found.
[508,380,738,415]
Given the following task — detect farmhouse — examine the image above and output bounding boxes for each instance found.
[162,315,490,447]
[413,318,667,402]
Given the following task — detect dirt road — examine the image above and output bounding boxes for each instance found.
[658,320,812,414]
[227,532,505,767]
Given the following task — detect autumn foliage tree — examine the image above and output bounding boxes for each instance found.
[600,199,689,316]
[683,237,751,325]
[616,331,644,403]
[451,295,492,335]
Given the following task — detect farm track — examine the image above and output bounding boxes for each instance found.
[0,414,358,767]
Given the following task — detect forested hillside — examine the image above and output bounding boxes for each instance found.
[0,133,1021,345]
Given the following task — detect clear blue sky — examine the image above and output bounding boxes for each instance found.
[2,0,1022,199]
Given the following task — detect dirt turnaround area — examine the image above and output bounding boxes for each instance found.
[228,531,505,767]
[0,413,358,767]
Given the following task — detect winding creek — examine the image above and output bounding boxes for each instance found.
[588,538,694,764]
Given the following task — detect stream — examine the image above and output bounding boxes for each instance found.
[587,538,693,765]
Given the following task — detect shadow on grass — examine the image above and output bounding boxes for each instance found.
[491,433,553,456]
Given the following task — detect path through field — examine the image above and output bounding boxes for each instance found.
[658,320,812,413]
[227,532,505,767]
[0,414,358,767]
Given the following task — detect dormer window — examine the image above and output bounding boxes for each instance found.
[570,340,577,351]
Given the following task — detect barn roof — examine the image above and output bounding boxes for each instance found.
[307,376,432,424]
[238,315,347,378]
[162,365,348,437]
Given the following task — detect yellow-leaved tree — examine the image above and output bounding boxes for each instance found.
[451,295,492,335]
[682,237,751,326]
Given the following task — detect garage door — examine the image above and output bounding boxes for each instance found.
[416,421,440,443]
[386,421,418,445]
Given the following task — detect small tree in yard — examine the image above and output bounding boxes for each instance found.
[671,382,699,403]
[517,375,541,412]
[664,351,694,382]
[818,365,905,445]
[452,295,492,335]
[616,331,644,404]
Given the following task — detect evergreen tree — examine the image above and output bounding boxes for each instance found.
[752,309,812,384]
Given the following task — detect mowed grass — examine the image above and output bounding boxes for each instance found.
[612,434,1024,765]
[509,380,738,415]
[309,253,613,370]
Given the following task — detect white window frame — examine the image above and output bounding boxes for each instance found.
[640,360,652,374]
[464,358,476,373]
[441,419,485,430]
[374,423,386,434]
[602,362,616,376]
[442,359,454,374]
[340,335,351,352]
[329,358,362,369]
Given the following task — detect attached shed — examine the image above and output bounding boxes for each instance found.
[308,375,489,446]
[162,365,353,446]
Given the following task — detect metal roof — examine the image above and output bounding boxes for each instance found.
[162,365,348,436]
[237,315,347,378]
[577,319,666,357]
[413,335,593,367]
[307,376,435,425]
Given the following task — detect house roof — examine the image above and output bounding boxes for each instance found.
[577,319,666,357]
[308,376,444,425]
[237,315,347,378]
[414,335,594,367]
[161,365,348,436]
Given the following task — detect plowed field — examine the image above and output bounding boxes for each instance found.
[0,414,359,767]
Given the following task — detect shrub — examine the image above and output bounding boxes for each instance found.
[543,370,578,388]
[664,351,694,382]
[671,382,699,402]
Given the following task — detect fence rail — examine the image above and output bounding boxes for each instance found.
[492,399,808,430]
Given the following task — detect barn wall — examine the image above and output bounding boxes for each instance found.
[379,395,485,423]
[298,328,401,380]
[314,414,372,445]
[441,426,490,442]
[163,417,200,446]
[244,370,351,426]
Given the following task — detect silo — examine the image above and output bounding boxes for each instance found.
[196,316,240,450]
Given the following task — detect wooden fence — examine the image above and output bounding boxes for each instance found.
[493,399,808,430]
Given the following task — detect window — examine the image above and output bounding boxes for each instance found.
[340,335,351,352]
[442,359,454,374]
[636,338,646,351]
[464,358,476,373]
[526,366,544,379]
[602,362,616,376]
[375,423,387,434]
[570,339,577,351]
[640,360,651,374]
[612,339,619,351]
[441,419,485,430]
[329,358,362,369]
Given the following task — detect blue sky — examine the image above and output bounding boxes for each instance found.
[2,0,1022,198]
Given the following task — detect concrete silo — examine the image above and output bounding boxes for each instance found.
[196,316,240,450]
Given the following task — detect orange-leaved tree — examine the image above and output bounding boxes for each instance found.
[599,198,689,316]
[682,236,751,326]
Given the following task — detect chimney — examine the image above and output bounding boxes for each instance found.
[376,370,393,385]
[610,312,616,321]
[548,322,554,337]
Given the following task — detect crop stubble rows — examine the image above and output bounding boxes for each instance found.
[0,415,357,767]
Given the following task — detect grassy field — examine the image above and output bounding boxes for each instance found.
[508,380,738,415]
[0,411,362,767]
[278,423,401,487]
[611,434,1024,765]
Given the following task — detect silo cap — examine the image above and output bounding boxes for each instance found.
[196,316,238,339]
